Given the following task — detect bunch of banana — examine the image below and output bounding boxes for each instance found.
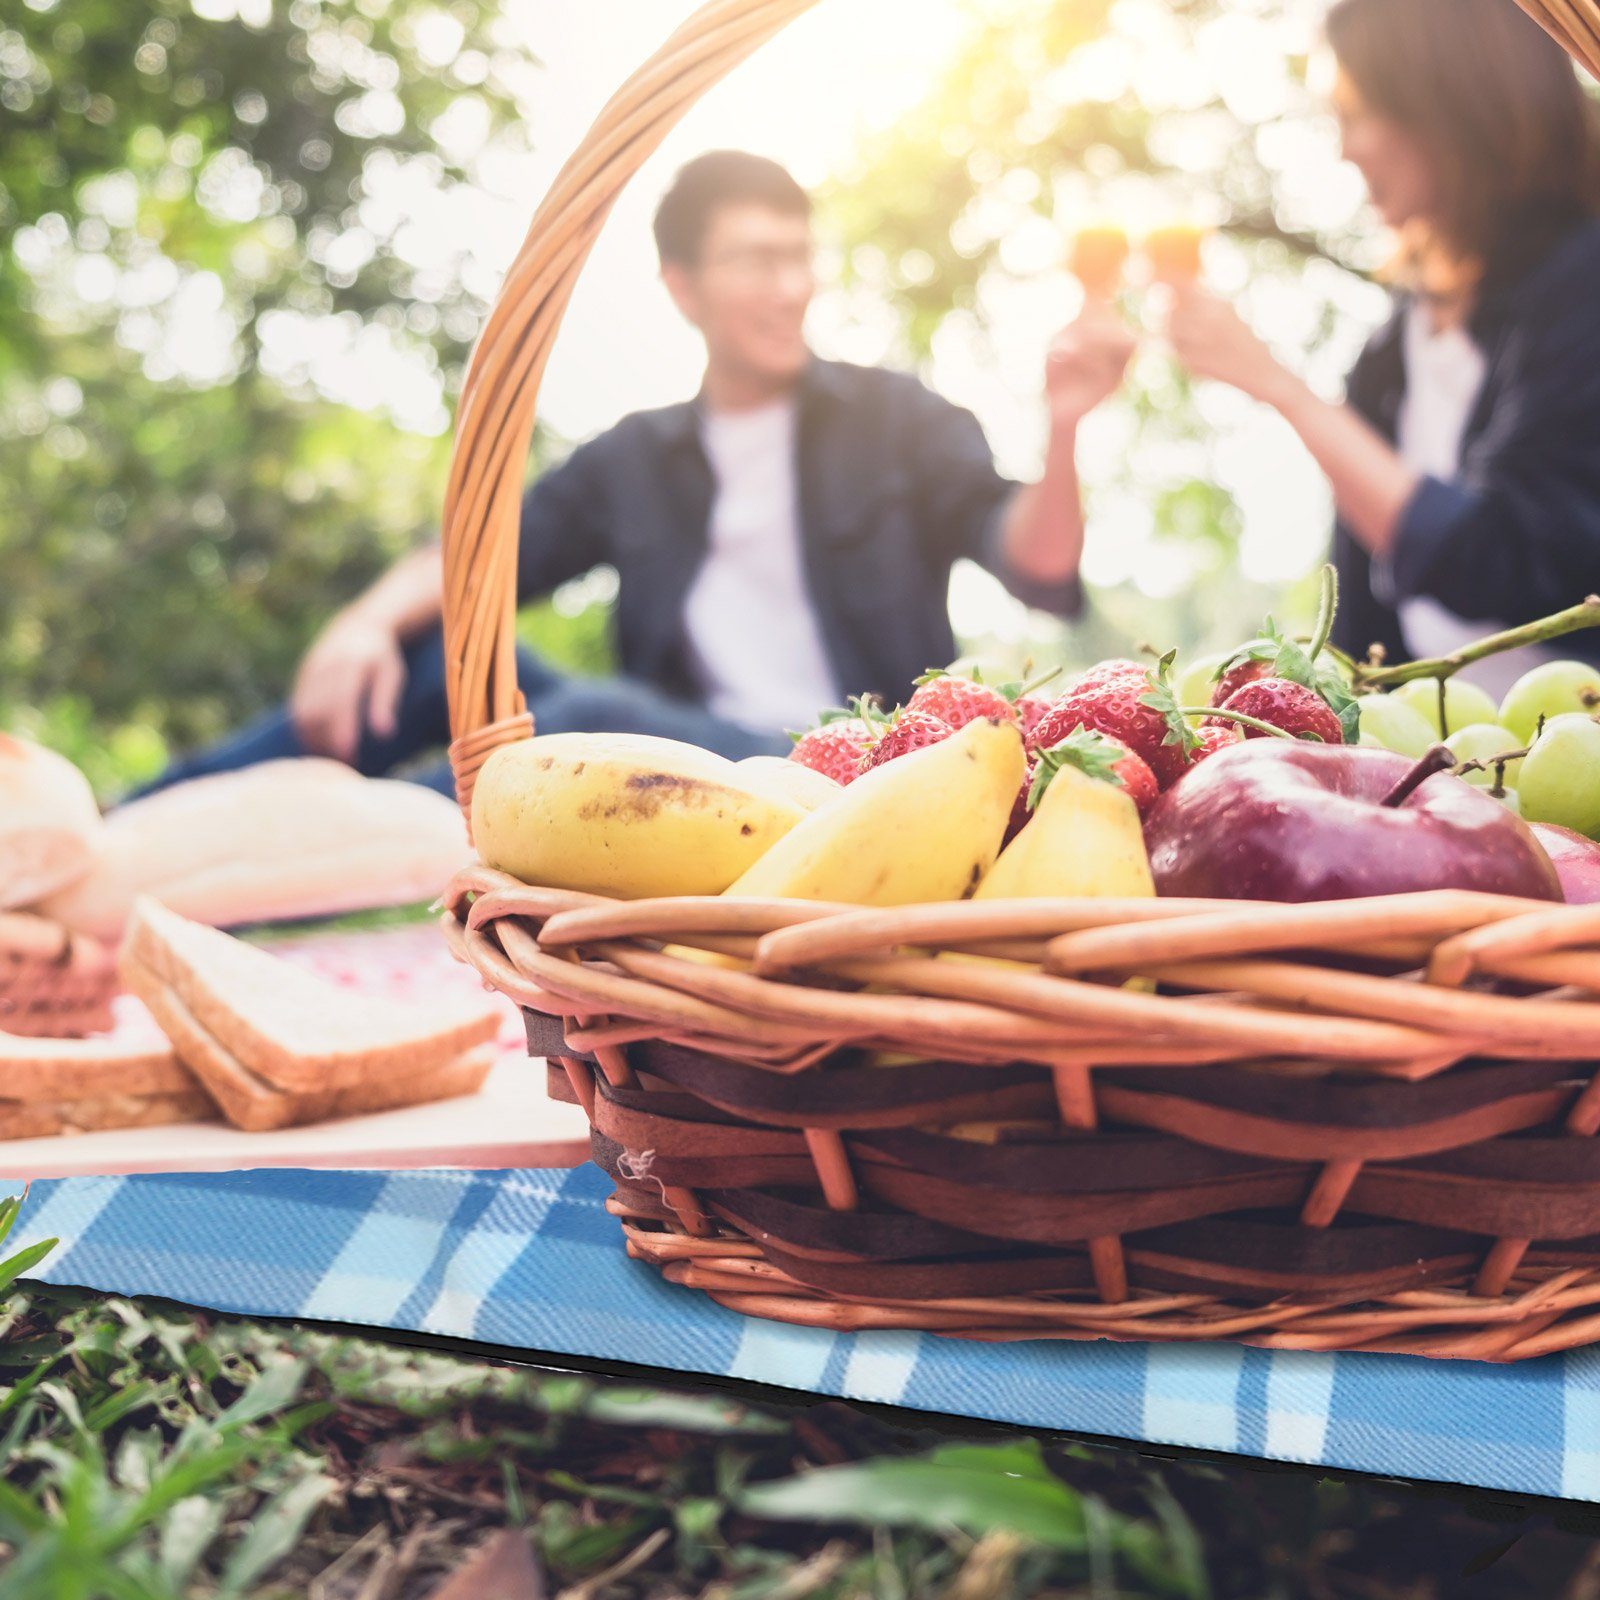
[724,716,1025,905]
[472,733,818,899]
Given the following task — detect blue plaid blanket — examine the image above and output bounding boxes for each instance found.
[13,1164,1600,1504]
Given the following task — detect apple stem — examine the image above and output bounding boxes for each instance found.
[1381,745,1457,808]
[1356,595,1600,690]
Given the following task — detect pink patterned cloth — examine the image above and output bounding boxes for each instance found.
[107,923,525,1061]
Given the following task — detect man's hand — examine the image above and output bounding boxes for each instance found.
[1045,303,1138,431]
[1164,284,1292,405]
[289,610,408,765]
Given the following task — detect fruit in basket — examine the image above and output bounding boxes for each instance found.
[1517,713,1600,838]
[1530,822,1600,903]
[736,756,840,812]
[977,732,1154,900]
[1193,724,1242,765]
[907,670,1019,731]
[861,709,954,772]
[1497,660,1600,745]
[1209,678,1345,744]
[1393,676,1500,738]
[1143,740,1562,903]
[472,732,807,899]
[1173,652,1232,722]
[789,717,875,786]
[1443,723,1524,790]
[725,716,1024,906]
[1014,693,1054,743]
[1030,659,1195,787]
[1354,693,1438,759]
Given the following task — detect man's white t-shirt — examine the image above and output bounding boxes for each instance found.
[680,398,840,733]
[1393,301,1553,699]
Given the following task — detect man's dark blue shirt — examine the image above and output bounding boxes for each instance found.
[516,358,1083,715]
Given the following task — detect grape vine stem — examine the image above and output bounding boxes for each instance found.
[1355,595,1600,689]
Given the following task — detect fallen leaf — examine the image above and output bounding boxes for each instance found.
[421,1526,546,1600]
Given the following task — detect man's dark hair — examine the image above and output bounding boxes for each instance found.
[653,151,811,268]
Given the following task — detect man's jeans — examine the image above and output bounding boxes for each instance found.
[133,629,791,801]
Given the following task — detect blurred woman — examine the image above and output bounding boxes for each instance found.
[1155,0,1600,689]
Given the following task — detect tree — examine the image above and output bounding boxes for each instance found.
[0,0,544,792]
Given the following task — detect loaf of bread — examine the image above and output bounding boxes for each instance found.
[0,734,104,911]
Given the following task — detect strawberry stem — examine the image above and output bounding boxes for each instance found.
[1179,706,1296,740]
[1307,563,1338,664]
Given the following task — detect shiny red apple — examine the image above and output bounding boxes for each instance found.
[1530,822,1600,904]
[1144,740,1563,903]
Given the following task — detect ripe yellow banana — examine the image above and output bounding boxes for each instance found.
[472,732,807,899]
[734,755,841,812]
[724,717,1025,905]
[974,761,1153,900]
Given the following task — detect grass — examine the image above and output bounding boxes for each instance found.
[5,1274,1600,1598]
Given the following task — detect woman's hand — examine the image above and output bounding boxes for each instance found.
[1045,303,1139,430]
[1165,284,1297,406]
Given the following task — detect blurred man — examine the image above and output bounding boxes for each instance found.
[143,151,1111,797]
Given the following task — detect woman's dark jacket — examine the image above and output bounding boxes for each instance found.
[1334,210,1600,670]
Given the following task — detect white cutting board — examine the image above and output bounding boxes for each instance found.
[0,924,592,1180]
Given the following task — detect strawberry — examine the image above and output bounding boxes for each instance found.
[790,717,875,786]
[1032,668,1195,788]
[1192,723,1243,764]
[1006,760,1039,844]
[908,670,1019,731]
[1209,678,1345,744]
[1014,693,1053,744]
[860,709,954,772]
[1211,655,1272,708]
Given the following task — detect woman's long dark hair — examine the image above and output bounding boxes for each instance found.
[1327,0,1600,269]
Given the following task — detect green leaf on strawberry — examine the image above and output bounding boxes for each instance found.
[1139,650,1204,758]
[1028,727,1128,810]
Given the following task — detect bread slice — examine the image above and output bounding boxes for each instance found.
[0,1028,215,1138]
[122,898,501,1092]
[125,953,493,1132]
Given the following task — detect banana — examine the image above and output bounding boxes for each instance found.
[735,755,841,813]
[974,760,1154,901]
[724,716,1025,905]
[472,732,807,899]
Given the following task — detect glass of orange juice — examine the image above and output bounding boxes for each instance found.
[1069,224,1131,299]
[1143,221,1210,286]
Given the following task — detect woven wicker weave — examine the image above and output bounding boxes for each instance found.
[0,913,118,1039]
[439,0,1600,1359]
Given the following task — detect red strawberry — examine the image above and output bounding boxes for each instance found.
[1014,693,1053,744]
[1006,760,1038,844]
[1032,675,1193,788]
[1192,723,1243,764]
[1211,655,1272,708]
[1209,678,1344,744]
[908,672,1019,731]
[790,718,875,786]
[861,709,954,772]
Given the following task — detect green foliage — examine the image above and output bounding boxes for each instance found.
[0,0,540,796]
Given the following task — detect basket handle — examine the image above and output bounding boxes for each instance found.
[441,0,819,822]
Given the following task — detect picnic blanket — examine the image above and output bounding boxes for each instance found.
[13,1160,1600,1505]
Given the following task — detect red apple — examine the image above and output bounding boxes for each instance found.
[1144,740,1563,904]
[1530,821,1600,905]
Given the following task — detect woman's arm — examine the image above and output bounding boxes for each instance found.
[1165,285,1419,556]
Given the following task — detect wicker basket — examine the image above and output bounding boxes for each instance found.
[0,912,118,1038]
[437,0,1600,1360]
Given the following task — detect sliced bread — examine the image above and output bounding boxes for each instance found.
[121,898,502,1092]
[0,1028,215,1138]
[124,953,493,1132]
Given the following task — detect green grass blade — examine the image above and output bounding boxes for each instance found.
[216,1471,335,1595]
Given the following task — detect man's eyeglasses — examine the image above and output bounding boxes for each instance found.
[699,243,816,284]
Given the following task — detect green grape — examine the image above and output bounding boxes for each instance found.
[1497,660,1600,745]
[1175,651,1234,724]
[1517,713,1600,838]
[1394,677,1500,738]
[1354,694,1438,759]
[1493,787,1525,817]
[1444,723,1525,790]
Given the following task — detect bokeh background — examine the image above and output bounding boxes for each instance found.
[4,0,1398,797]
